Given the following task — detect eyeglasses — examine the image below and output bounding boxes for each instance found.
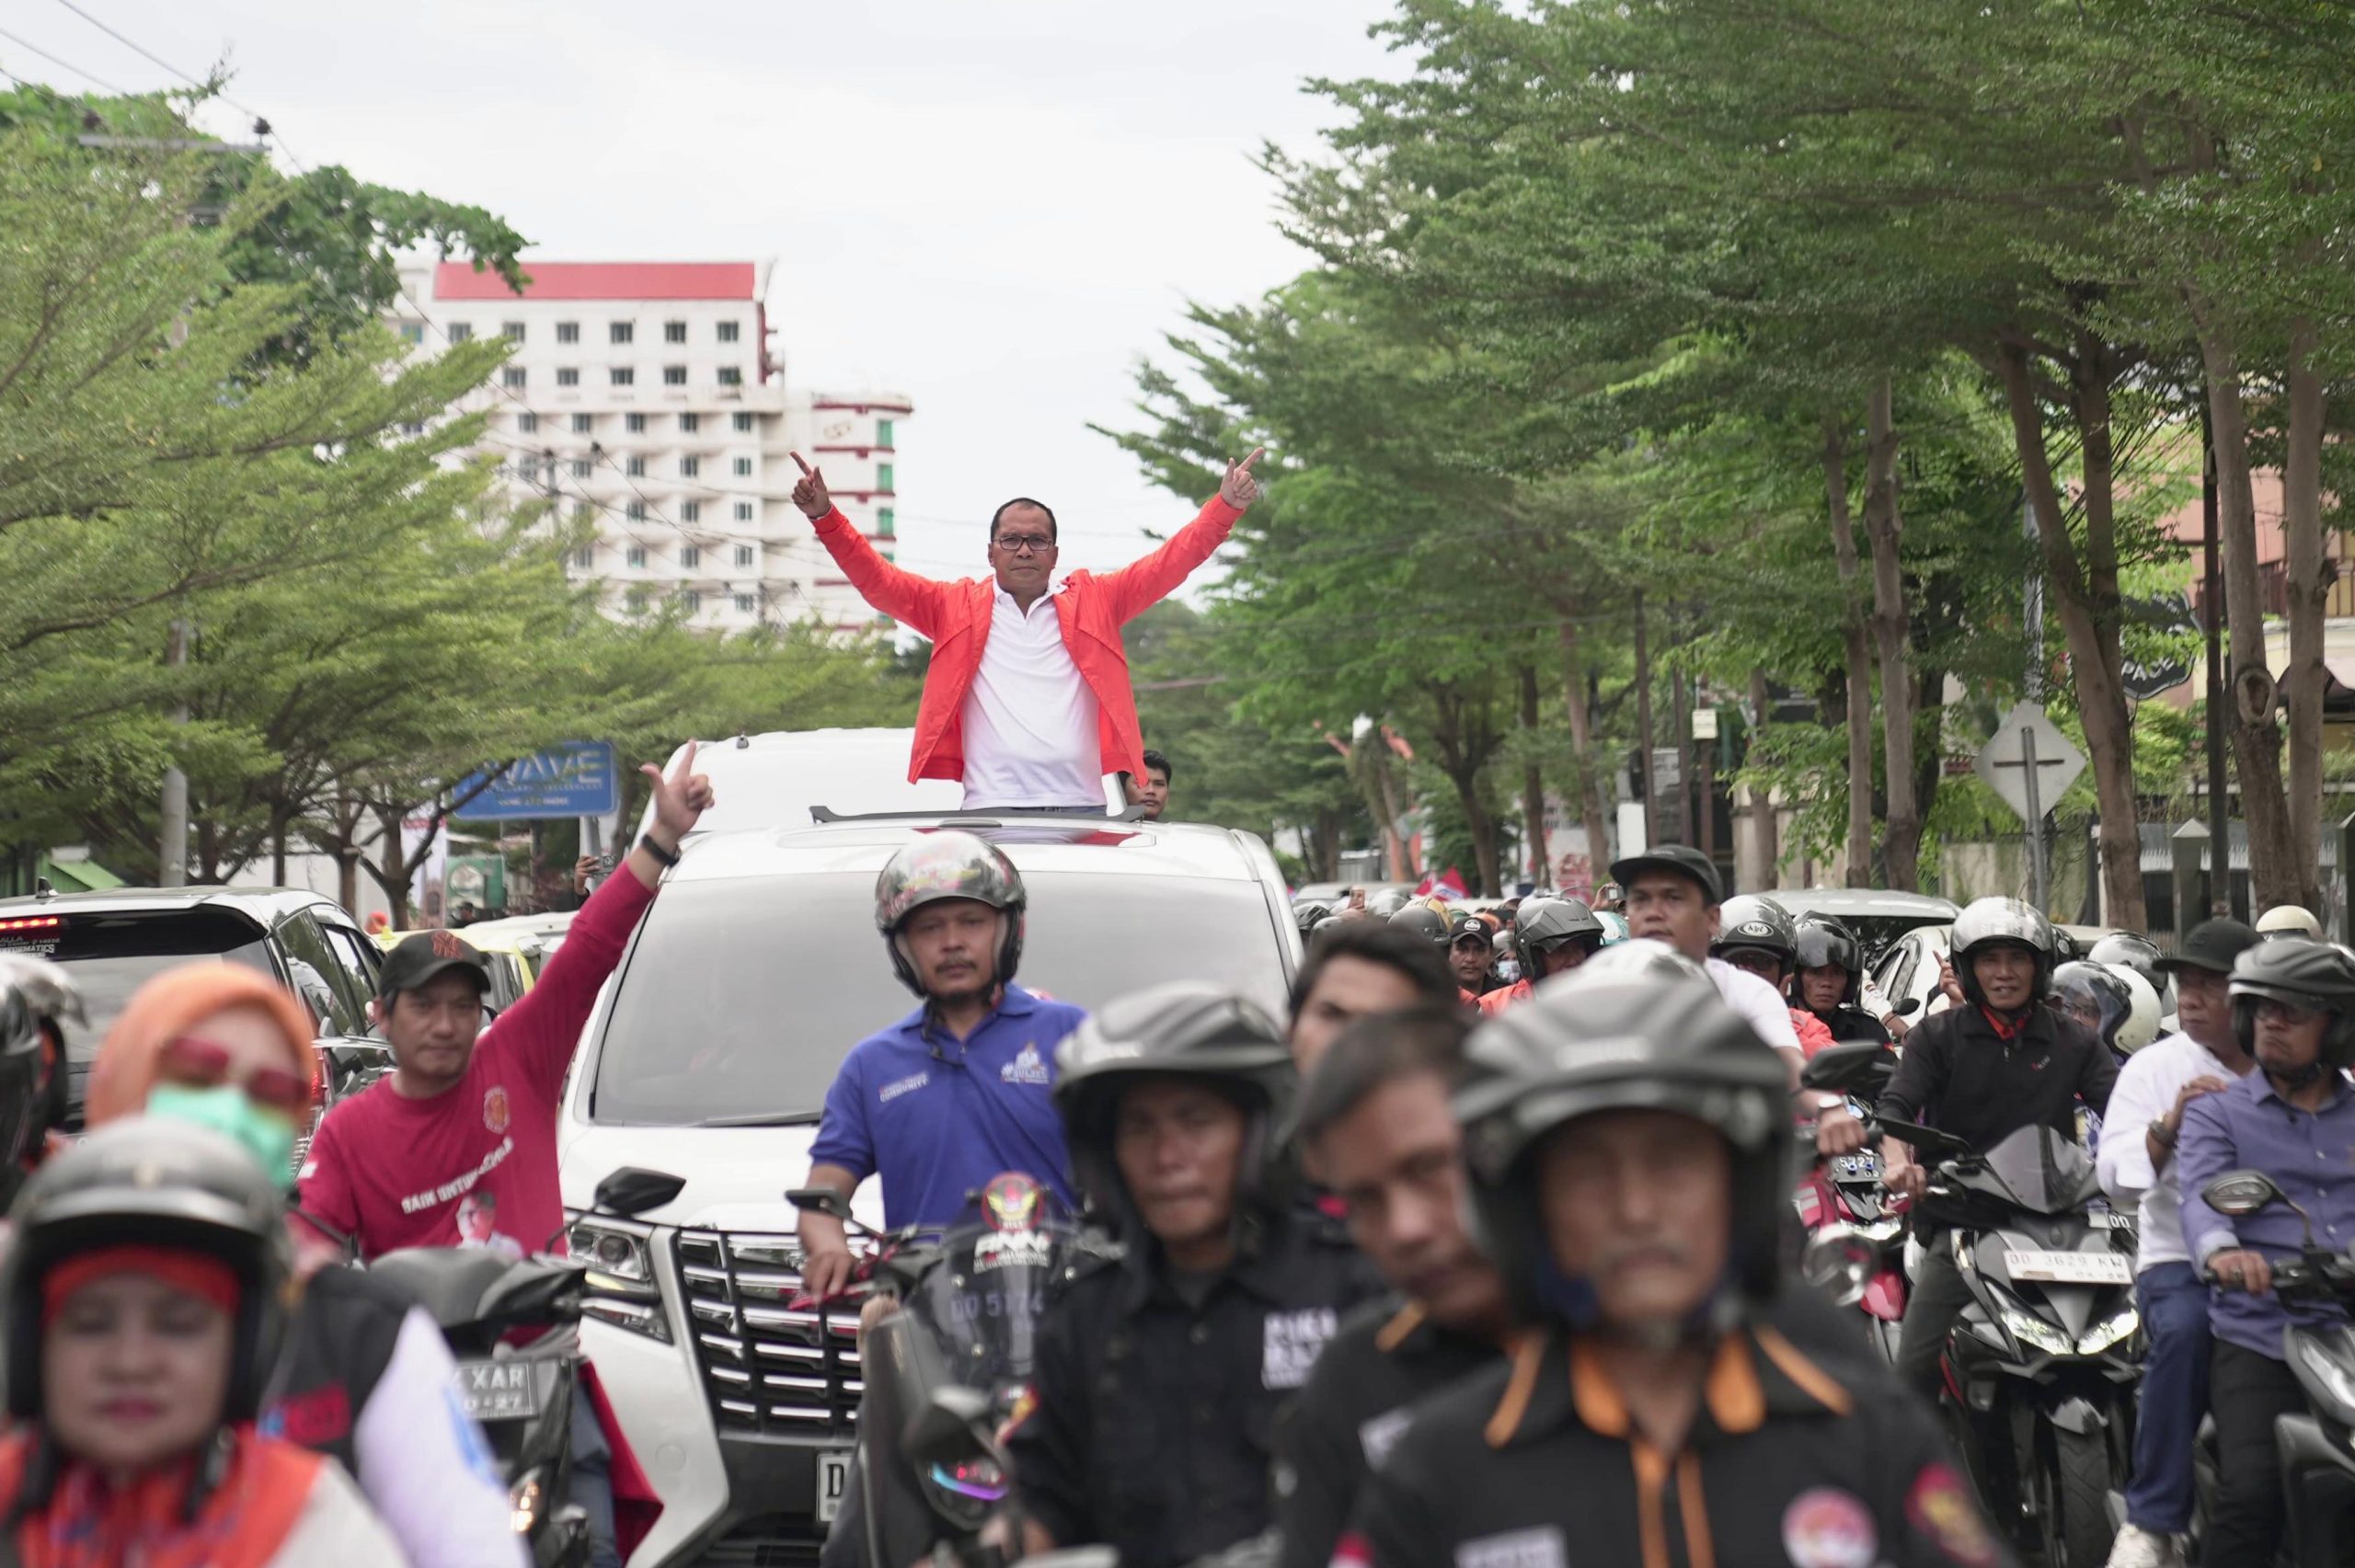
[993,533,1055,555]
[158,1036,312,1119]
[2254,997,2323,1027]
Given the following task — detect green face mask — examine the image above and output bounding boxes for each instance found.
[145,1083,299,1190]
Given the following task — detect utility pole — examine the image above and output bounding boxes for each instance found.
[158,618,190,886]
[2202,403,2231,917]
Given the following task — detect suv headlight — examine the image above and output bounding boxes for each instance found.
[569,1213,670,1342]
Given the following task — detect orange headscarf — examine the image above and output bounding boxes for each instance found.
[86,966,320,1127]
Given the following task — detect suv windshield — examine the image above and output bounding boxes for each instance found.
[592,871,1289,1126]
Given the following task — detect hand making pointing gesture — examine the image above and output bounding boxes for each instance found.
[1221,446,1267,511]
[790,452,831,521]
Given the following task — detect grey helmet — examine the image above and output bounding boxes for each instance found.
[1949,897,2056,1007]
[1455,960,1794,1322]
[5,1116,293,1422]
[1511,898,1605,980]
[1389,903,1449,946]
[1791,917,1865,1007]
[1294,900,1334,936]
[1053,983,1298,1231]
[874,830,1028,997]
[1711,896,1799,981]
[2228,938,2355,1067]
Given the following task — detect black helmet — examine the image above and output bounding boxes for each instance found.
[2228,938,2355,1067]
[2088,933,2165,995]
[1389,904,1449,945]
[0,956,80,1190]
[1454,961,1793,1322]
[2051,962,2133,1052]
[1949,897,2055,1007]
[1053,983,1298,1230]
[1511,897,1604,979]
[1711,895,1798,979]
[1294,900,1333,936]
[1790,916,1865,1006]
[4,1116,293,1422]
[874,830,1028,997]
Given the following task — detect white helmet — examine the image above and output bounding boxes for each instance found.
[2257,905,2326,939]
[2104,965,2164,1055]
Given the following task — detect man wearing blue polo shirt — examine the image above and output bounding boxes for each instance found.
[796,830,1082,1299]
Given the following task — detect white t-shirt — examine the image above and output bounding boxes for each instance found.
[1707,957,1802,1053]
[2095,1030,2245,1272]
[959,586,1105,809]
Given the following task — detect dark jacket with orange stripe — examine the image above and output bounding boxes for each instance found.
[1274,1296,1500,1568]
[1341,1320,2016,1568]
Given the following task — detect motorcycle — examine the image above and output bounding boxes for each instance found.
[2198,1167,2355,1564]
[1809,1119,2141,1568]
[368,1164,685,1568]
[1795,1042,1909,1363]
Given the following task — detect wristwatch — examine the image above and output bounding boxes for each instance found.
[2150,1117,2179,1149]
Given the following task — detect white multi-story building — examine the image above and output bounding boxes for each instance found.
[392,259,908,633]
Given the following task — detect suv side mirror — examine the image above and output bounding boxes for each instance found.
[2201,1169,2289,1218]
[593,1167,686,1218]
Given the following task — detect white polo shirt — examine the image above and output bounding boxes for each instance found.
[1707,956,1802,1053]
[959,585,1105,810]
[2096,1030,2246,1272]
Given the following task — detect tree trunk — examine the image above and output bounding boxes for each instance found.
[362,805,419,929]
[1518,663,1550,889]
[1634,591,1659,850]
[1737,666,1780,891]
[1425,685,1503,897]
[1862,377,1922,891]
[1368,739,1413,880]
[2189,315,2301,913]
[1821,417,1876,887]
[2283,317,2328,912]
[1558,620,1615,876]
[1993,342,2148,927]
[271,818,290,887]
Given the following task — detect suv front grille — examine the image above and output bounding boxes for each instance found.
[675,1230,862,1436]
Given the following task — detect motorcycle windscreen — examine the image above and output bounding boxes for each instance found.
[1972,1126,2105,1216]
[904,1220,1082,1391]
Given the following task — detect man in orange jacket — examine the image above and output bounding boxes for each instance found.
[792,450,1265,809]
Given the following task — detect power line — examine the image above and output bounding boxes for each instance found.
[0,20,130,94]
[49,0,250,111]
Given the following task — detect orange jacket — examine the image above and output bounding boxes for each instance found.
[809,497,1242,784]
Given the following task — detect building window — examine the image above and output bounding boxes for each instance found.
[877,507,895,537]
[734,501,753,522]
[679,544,701,568]
[501,321,525,342]
[683,590,702,614]
[718,320,741,343]
[717,366,742,386]
[680,412,700,433]
[732,412,753,432]
[877,418,895,447]
[626,544,647,569]
[448,323,473,343]
[878,463,894,491]
[571,413,592,433]
[610,321,634,344]
[732,456,752,477]
[626,501,646,523]
[626,413,647,433]
[626,588,649,613]
[664,365,687,386]
[625,455,646,477]
[572,545,593,569]
[610,367,634,386]
[680,456,700,478]
[735,593,756,613]
[664,320,687,344]
[569,459,591,479]
[516,412,538,433]
[735,544,754,568]
[557,321,580,344]
[401,420,424,436]
[682,500,702,522]
[557,367,580,387]
[398,323,424,345]
[502,366,527,389]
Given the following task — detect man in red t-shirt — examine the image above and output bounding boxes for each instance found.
[298,745,714,1261]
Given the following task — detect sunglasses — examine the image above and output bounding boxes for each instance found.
[158,1036,312,1119]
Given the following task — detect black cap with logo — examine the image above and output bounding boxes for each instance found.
[1608,843,1724,905]
[1446,914,1490,948]
[2155,918,2260,978]
[376,931,492,1001]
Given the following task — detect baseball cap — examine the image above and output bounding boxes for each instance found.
[377,930,492,1001]
[1446,915,1490,947]
[1609,844,1723,905]
[2155,918,2259,975]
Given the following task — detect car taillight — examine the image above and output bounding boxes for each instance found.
[0,918,61,933]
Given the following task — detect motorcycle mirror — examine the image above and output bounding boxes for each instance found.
[2201,1169,2289,1219]
[903,1384,996,1471]
[594,1166,687,1219]
[1799,1223,1876,1308]
[1893,996,1923,1017]
[1798,1041,1886,1093]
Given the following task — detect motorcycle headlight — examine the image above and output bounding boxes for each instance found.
[1850,1218,1904,1243]
[2077,1307,2141,1356]
[510,1469,546,1535]
[2002,1309,2074,1356]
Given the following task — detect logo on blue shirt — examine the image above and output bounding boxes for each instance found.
[1001,1042,1050,1086]
[880,1070,930,1104]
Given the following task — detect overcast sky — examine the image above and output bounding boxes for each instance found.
[6,0,1401,582]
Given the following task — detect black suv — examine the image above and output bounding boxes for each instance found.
[0,885,391,1130]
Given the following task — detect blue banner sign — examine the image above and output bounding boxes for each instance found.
[454,741,620,821]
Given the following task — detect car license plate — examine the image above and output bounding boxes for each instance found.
[817,1449,854,1524]
[454,1359,542,1422]
[2004,1250,2132,1285]
[1832,1150,1881,1179]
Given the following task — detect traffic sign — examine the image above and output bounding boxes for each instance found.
[454,741,620,822]
[1972,704,2085,827]
[2121,594,2196,702]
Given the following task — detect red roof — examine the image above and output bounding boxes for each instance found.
[433,261,757,302]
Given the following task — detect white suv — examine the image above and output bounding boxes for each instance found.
[556,811,1298,1565]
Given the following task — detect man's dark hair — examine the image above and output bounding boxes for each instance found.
[1296,1007,1472,1150]
[1287,921,1459,1026]
[989,498,1059,544]
[1142,748,1171,783]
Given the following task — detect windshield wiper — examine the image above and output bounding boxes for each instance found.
[694,1110,824,1128]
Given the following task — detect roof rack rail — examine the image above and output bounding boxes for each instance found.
[807,805,1148,825]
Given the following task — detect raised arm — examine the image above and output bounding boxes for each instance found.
[792,453,953,636]
[1099,448,1265,624]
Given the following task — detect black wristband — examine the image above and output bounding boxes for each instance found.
[638,833,681,868]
